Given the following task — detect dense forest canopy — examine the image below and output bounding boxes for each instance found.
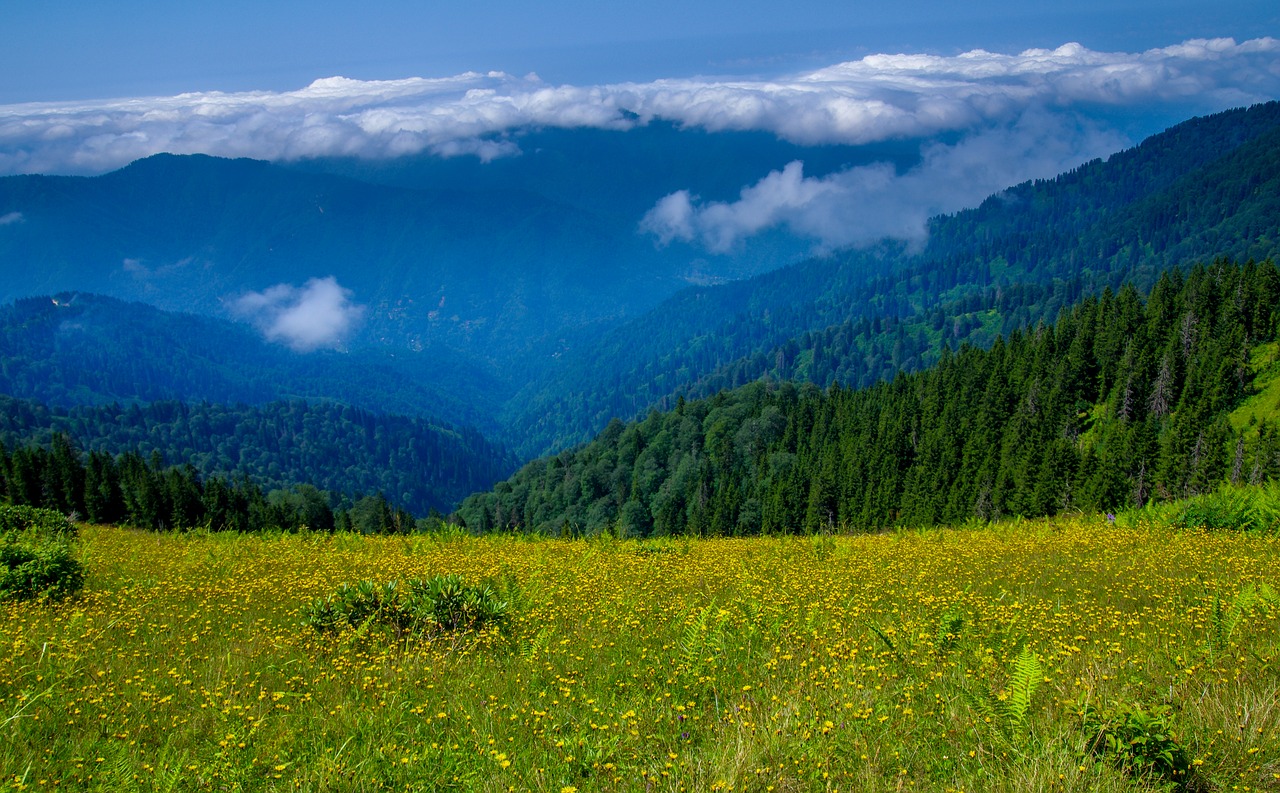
[460,261,1280,536]
[0,397,514,516]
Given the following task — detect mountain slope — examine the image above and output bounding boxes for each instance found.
[0,153,672,365]
[0,292,507,433]
[461,261,1280,535]
[503,101,1280,457]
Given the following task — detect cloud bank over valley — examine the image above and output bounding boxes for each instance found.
[2,37,1276,252]
[1,38,1275,177]
[640,110,1129,251]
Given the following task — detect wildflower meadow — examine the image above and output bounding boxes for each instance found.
[2,515,1278,791]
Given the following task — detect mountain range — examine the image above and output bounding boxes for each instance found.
[2,101,1280,514]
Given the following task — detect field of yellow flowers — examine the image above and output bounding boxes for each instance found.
[2,517,1278,792]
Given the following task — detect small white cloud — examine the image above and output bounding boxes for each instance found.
[232,276,365,352]
[638,190,696,246]
[428,137,521,162]
[0,211,23,225]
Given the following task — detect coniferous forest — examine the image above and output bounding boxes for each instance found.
[0,436,426,535]
[5,260,1277,536]
[0,397,515,516]
[458,261,1280,535]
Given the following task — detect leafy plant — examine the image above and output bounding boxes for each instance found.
[304,574,511,643]
[962,645,1043,741]
[934,606,966,654]
[0,504,77,541]
[677,604,729,683]
[1077,698,1206,792]
[0,541,85,601]
[809,533,837,560]
[0,505,84,601]
[403,574,510,634]
[867,621,908,665]
[1174,483,1280,533]
[1205,581,1277,656]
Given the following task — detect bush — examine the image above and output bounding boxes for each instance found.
[1077,698,1206,792]
[0,541,85,601]
[0,504,77,541]
[0,505,85,602]
[304,574,510,642]
[1117,483,1280,533]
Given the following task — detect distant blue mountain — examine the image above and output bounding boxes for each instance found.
[2,103,1278,469]
[0,124,919,375]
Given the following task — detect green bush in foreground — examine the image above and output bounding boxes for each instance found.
[1078,699,1207,792]
[0,504,84,601]
[0,503,77,540]
[304,573,511,641]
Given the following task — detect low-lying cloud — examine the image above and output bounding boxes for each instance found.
[0,38,1276,176]
[0,211,23,225]
[642,110,1128,251]
[232,276,364,352]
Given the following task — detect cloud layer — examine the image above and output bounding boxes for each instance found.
[641,110,1129,251]
[0,38,1276,176]
[232,277,365,352]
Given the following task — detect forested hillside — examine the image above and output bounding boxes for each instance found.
[0,293,506,433]
[0,437,421,534]
[460,261,1280,535]
[0,397,516,515]
[504,102,1280,457]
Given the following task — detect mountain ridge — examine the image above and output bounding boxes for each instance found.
[501,101,1280,457]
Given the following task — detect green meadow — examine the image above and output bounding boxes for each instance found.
[2,500,1279,791]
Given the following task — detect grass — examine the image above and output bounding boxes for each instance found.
[1229,341,1280,437]
[1,514,1278,791]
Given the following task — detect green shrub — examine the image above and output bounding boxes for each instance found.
[403,574,509,634]
[1174,483,1280,533]
[0,539,85,601]
[0,504,77,541]
[0,505,85,602]
[304,574,510,642]
[1077,699,1206,792]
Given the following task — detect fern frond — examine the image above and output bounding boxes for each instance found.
[679,606,711,674]
[867,622,905,663]
[1003,646,1041,730]
[958,683,997,723]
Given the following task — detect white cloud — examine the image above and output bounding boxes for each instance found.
[643,110,1129,251]
[0,38,1275,176]
[232,276,365,352]
[0,211,22,225]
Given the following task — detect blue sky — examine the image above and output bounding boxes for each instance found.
[4,0,1277,103]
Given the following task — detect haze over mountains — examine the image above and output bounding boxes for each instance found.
[3,96,1280,513]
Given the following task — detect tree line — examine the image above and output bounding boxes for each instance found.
[0,396,516,516]
[0,437,427,534]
